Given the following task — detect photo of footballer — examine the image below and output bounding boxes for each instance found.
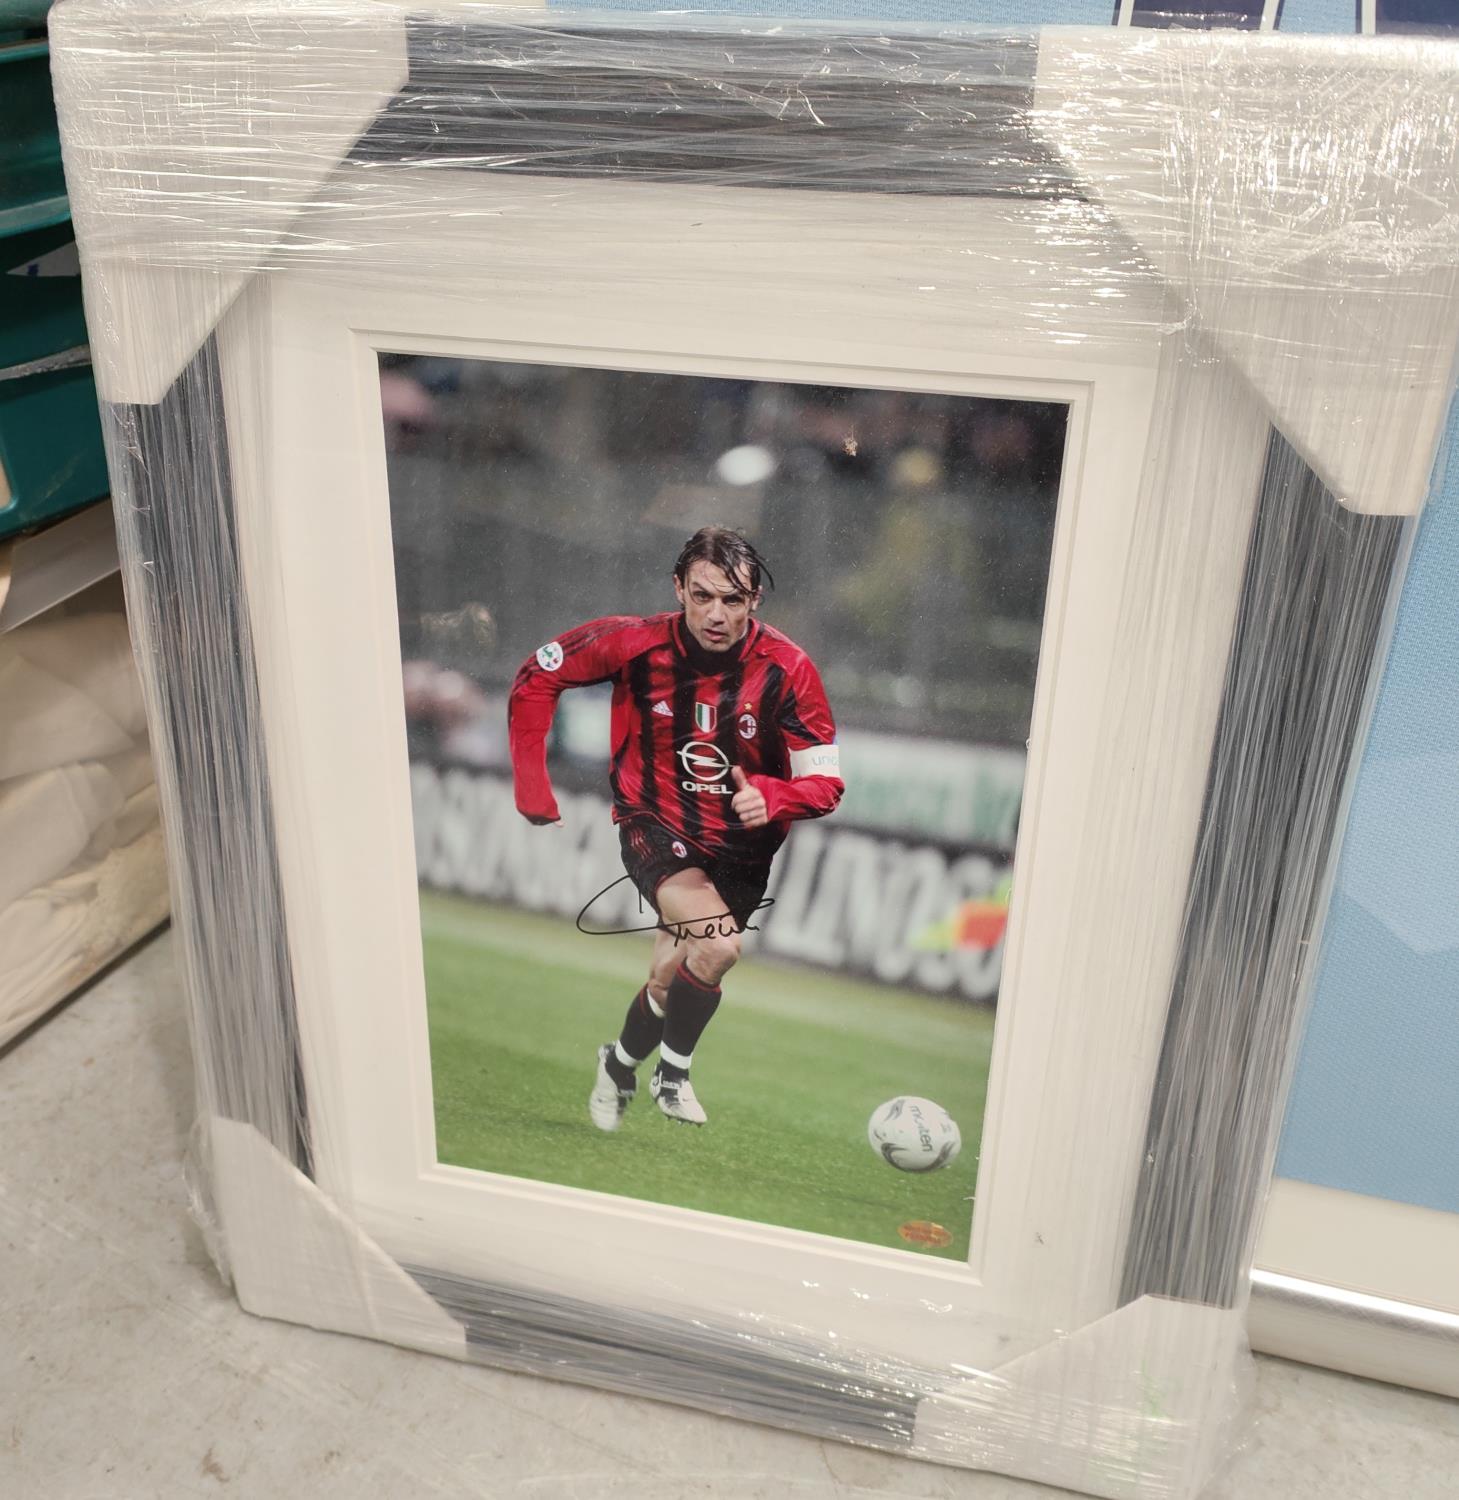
[508,526,844,1129]
[384,352,1066,1259]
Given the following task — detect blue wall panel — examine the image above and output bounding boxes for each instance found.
[1277,406,1459,1212]
[1276,0,1358,31]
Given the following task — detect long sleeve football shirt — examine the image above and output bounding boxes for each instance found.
[508,613,844,862]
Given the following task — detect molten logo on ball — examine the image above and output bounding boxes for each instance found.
[867,1096,961,1173]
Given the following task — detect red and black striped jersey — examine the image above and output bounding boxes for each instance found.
[508,613,843,861]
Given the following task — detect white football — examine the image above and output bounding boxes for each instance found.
[867,1096,961,1173]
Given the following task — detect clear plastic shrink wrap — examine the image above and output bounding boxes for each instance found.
[47,7,1459,1496]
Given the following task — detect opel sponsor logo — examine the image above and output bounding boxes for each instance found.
[679,740,733,794]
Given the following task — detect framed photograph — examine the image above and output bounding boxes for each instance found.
[62,12,1459,1489]
[392,355,1070,1257]
[1252,1179,1459,1397]
[217,171,1192,1373]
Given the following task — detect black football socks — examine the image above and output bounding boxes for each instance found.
[658,962,723,1075]
[610,985,665,1085]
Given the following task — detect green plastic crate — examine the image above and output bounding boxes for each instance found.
[0,33,110,541]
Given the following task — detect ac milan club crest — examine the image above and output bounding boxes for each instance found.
[738,712,757,740]
[671,840,687,859]
[694,701,717,733]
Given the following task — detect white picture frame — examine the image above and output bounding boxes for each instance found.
[1252,1180,1459,1398]
[219,175,1191,1373]
[53,12,1459,1494]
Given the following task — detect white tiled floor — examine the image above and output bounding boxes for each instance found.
[5,929,1458,1498]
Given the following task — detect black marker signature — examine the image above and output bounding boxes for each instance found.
[575,873,773,942]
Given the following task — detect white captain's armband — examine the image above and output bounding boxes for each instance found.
[789,743,841,779]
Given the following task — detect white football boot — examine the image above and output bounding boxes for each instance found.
[649,1064,708,1126]
[589,1044,636,1132]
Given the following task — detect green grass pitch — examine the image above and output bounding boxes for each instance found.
[422,890,996,1262]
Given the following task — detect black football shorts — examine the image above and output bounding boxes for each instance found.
[618,816,773,932]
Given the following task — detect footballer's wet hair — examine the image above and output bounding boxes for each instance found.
[673,526,774,597]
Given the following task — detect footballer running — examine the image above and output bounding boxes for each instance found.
[508,526,844,1130]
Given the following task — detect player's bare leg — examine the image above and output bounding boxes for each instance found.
[645,868,742,1126]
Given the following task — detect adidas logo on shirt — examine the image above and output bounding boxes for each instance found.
[652,701,673,718]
